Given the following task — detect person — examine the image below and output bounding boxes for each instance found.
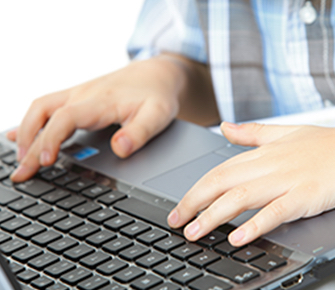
[7,0,335,248]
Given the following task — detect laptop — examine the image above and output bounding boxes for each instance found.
[0,119,334,290]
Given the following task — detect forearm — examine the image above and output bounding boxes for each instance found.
[149,53,220,126]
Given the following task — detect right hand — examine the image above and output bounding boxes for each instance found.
[8,56,186,182]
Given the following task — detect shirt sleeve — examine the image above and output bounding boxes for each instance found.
[127,0,208,64]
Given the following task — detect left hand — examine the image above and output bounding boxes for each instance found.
[168,122,335,247]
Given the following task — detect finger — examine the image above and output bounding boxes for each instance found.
[228,187,307,247]
[16,91,68,161]
[182,173,289,241]
[168,155,281,229]
[11,98,114,182]
[111,100,176,158]
[6,128,18,142]
[221,122,301,147]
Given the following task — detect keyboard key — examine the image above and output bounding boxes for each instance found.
[88,208,118,224]
[170,267,202,285]
[0,231,11,244]
[77,275,109,290]
[97,191,127,205]
[82,184,111,199]
[0,210,15,223]
[41,167,67,181]
[66,178,95,192]
[23,203,53,218]
[114,266,145,284]
[170,243,203,261]
[102,237,133,255]
[232,245,266,263]
[9,262,25,274]
[38,209,68,226]
[12,245,43,263]
[214,241,243,256]
[153,259,185,277]
[250,253,287,272]
[137,229,168,246]
[28,252,59,270]
[1,152,16,165]
[17,269,39,283]
[2,178,13,187]
[15,178,55,197]
[1,238,27,255]
[80,251,111,269]
[207,259,260,284]
[0,145,13,158]
[31,276,54,289]
[119,244,150,261]
[8,197,37,212]
[63,244,95,261]
[86,230,116,247]
[60,267,92,286]
[151,282,181,290]
[136,251,167,269]
[0,166,12,181]
[16,223,46,239]
[45,260,76,278]
[188,275,232,290]
[99,282,126,290]
[96,258,128,276]
[0,186,21,205]
[130,274,163,290]
[41,189,71,204]
[154,236,185,253]
[56,196,86,210]
[103,215,134,231]
[32,230,62,247]
[188,251,221,268]
[197,231,227,248]
[47,237,78,254]
[54,216,85,232]
[120,221,151,238]
[1,217,30,232]
[46,283,69,290]
[54,172,80,186]
[70,223,100,240]
[72,202,101,217]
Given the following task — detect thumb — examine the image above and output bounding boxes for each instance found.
[221,122,300,147]
[111,102,176,158]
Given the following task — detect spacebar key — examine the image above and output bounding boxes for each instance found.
[114,197,183,236]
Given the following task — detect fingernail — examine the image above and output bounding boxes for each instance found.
[116,135,132,155]
[17,147,27,162]
[168,209,179,226]
[230,228,245,243]
[10,164,28,180]
[40,150,51,165]
[186,221,200,237]
[224,122,239,129]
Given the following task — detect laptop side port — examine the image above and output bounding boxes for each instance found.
[281,274,304,289]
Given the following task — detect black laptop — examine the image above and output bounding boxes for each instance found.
[1,120,335,290]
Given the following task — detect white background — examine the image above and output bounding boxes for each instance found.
[0,0,144,132]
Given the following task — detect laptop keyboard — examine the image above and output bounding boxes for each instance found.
[0,142,291,290]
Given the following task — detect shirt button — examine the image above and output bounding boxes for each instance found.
[299,1,317,25]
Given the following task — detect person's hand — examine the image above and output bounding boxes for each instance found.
[168,122,335,247]
[8,56,188,182]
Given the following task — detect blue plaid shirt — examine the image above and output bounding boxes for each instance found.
[128,0,335,122]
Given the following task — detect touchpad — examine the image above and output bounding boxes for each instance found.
[144,153,228,201]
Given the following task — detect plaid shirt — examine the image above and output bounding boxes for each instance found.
[128,0,335,122]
